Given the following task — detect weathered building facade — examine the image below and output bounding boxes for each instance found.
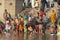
[0,0,24,22]
[24,0,41,8]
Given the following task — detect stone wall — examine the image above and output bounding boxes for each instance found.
[0,0,5,22]
[15,0,24,16]
[5,0,15,19]
[0,0,24,22]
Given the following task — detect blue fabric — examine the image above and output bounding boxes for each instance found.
[5,30,9,32]
[7,14,11,19]
[46,2,50,8]
[24,15,28,20]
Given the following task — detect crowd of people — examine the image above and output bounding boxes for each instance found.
[0,0,60,35]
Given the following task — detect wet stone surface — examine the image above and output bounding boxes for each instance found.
[0,30,59,40]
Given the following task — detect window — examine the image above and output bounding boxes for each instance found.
[0,3,2,5]
[10,3,12,5]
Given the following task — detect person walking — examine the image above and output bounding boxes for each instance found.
[50,10,56,24]
[3,9,8,22]
[24,12,28,32]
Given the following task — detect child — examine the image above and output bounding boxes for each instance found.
[5,20,11,33]
[10,19,15,31]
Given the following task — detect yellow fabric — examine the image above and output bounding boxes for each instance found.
[21,18,24,23]
[24,20,27,32]
[19,25,23,31]
[50,12,56,23]
[28,26,33,31]
[57,25,60,30]
[15,19,18,24]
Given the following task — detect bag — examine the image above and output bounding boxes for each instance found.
[28,26,33,31]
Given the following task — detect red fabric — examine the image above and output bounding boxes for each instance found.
[16,24,19,30]
[35,25,39,31]
[0,26,2,30]
[40,11,44,18]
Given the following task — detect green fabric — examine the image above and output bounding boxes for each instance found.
[57,18,60,23]
[37,19,40,23]
[0,30,2,33]
[58,12,60,17]
[5,30,9,32]
[24,20,27,32]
